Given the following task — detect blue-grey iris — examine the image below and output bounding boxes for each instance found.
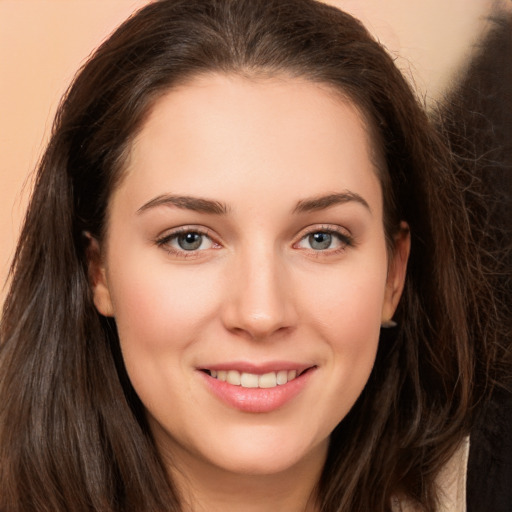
[309,232,332,250]
[178,232,203,250]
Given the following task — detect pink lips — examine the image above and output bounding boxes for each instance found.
[199,363,316,413]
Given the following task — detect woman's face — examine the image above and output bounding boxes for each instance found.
[91,74,409,481]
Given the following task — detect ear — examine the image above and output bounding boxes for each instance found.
[381,222,410,324]
[85,233,115,317]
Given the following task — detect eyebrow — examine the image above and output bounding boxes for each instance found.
[137,191,370,216]
[137,194,229,215]
[293,191,371,214]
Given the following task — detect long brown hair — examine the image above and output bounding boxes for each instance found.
[435,12,512,510]
[0,1,495,510]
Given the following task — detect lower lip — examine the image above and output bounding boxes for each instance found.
[200,369,315,413]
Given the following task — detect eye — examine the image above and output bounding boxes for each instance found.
[307,232,334,250]
[295,228,352,252]
[156,228,218,256]
[175,232,208,251]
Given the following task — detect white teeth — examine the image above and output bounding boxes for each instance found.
[226,370,241,385]
[276,370,288,385]
[259,372,277,388]
[208,369,302,388]
[240,372,259,388]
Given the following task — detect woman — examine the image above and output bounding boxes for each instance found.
[0,1,500,510]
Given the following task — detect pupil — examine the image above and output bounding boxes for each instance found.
[178,232,202,250]
[310,232,332,250]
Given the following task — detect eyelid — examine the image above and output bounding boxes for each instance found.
[155,225,221,258]
[154,223,354,259]
[293,224,354,252]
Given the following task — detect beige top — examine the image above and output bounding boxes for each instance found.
[392,437,470,512]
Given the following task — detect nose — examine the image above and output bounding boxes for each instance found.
[220,246,298,340]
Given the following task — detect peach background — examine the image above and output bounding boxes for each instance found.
[0,0,501,306]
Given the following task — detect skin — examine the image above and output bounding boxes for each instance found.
[90,73,410,512]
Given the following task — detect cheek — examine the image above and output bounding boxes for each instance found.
[105,257,226,419]
[298,257,388,336]
[296,252,388,397]
[107,255,223,355]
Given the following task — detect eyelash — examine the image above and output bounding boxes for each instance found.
[293,225,354,256]
[155,225,354,259]
[155,227,219,259]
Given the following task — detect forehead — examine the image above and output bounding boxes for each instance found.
[112,73,382,215]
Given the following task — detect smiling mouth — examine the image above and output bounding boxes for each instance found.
[201,368,313,389]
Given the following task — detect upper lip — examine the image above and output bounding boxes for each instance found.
[198,361,315,375]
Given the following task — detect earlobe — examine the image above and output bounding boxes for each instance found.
[85,233,115,317]
[381,222,410,324]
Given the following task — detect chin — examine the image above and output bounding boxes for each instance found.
[194,425,329,477]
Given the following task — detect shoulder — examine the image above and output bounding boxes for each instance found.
[393,388,512,512]
[392,438,470,512]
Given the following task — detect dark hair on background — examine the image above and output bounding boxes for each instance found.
[0,0,498,510]
[435,12,512,510]
[437,11,512,390]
